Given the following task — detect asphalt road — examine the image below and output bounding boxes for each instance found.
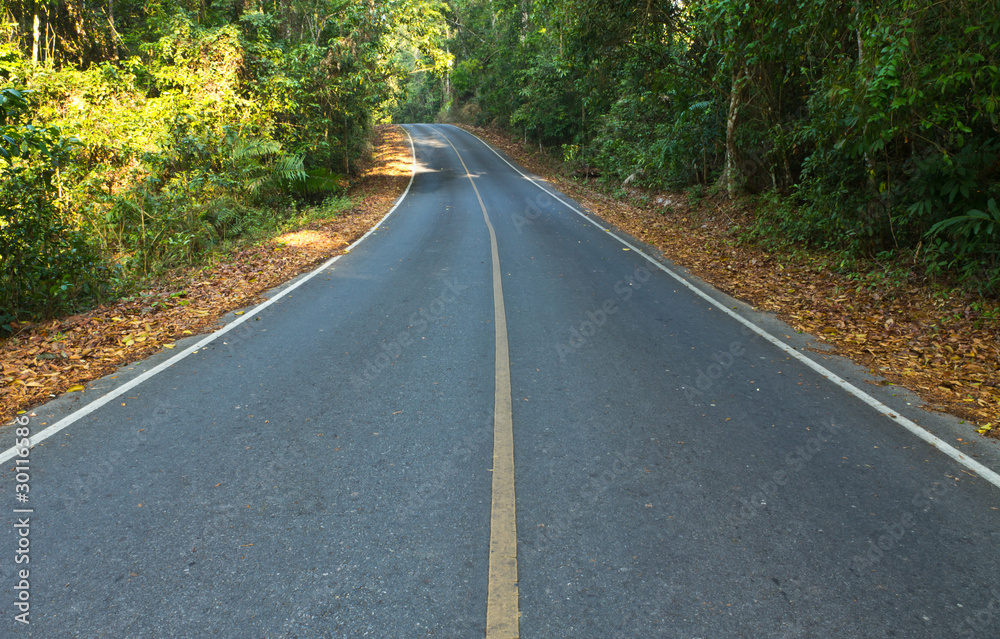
[2,124,999,638]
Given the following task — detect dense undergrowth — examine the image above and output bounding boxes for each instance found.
[403,0,1000,299]
[1,0,448,331]
[3,0,998,335]
[464,123,1000,431]
[591,172,1000,325]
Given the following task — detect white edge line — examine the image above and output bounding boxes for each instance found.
[0,128,418,465]
[445,124,1000,491]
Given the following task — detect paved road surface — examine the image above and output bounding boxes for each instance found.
[2,124,998,638]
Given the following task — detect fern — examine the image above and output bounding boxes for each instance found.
[231,138,282,160]
[273,153,307,184]
[928,199,1000,253]
[225,136,306,197]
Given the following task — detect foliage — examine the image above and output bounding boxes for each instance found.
[3,0,999,310]
[424,0,1000,295]
[1,0,447,323]
[0,82,109,330]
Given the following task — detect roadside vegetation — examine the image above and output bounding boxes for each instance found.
[0,123,412,424]
[1,0,448,330]
[2,0,998,432]
[395,0,999,434]
[404,0,999,299]
[464,125,1000,436]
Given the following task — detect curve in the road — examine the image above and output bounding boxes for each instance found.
[427,128,521,637]
[0,133,419,467]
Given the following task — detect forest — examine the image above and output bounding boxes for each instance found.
[0,0,450,327]
[2,0,999,330]
[407,0,1000,294]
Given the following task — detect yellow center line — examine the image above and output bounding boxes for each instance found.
[435,128,519,638]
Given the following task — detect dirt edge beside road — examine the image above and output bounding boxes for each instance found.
[458,123,999,439]
[0,125,413,425]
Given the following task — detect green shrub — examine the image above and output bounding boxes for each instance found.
[0,86,111,329]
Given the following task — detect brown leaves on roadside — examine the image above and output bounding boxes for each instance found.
[462,124,1000,438]
[0,125,412,425]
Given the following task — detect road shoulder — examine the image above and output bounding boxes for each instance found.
[1,125,413,425]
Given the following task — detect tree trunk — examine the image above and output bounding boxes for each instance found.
[719,66,746,198]
[32,14,40,65]
[444,43,452,106]
[108,0,120,60]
